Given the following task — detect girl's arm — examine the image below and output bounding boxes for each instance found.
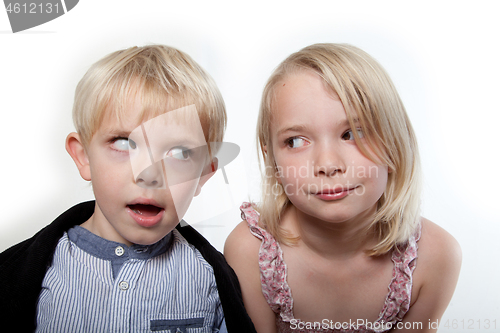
[224,221,278,333]
[391,218,462,333]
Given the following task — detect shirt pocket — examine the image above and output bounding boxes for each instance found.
[149,314,214,333]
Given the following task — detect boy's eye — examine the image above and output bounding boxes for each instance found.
[342,129,364,141]
[112,138,137,151]
[286,137,308,148]
[166,147,191,160]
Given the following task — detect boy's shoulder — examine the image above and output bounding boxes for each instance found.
[175,222,257,333]
[169,226,217,274]
[174,222,228,268]
[0,201,95,332]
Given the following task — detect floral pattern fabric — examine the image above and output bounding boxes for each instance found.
[240,202,421,333]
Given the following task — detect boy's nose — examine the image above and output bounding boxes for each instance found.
[135,160,165,189]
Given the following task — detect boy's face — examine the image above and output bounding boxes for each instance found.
[73,100,213,246]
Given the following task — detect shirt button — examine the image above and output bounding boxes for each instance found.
[119,281,129,290]
[115,246,124,256]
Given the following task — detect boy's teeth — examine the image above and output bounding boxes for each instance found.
[129,204,162,217]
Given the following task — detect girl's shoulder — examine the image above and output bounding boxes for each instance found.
[224,203,279,263]
[224,203,265,268]
[224,220,262,262]
[224,204,279,332]
[224,211,264,303]
[403,217,462,325]
[416,218,462,275]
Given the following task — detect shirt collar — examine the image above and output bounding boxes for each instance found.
[67,225,172,279]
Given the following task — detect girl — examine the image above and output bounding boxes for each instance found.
[225,44,461,332]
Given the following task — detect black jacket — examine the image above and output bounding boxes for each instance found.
[0,201,256,333]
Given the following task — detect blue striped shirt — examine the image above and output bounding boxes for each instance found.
[36,226,225,332]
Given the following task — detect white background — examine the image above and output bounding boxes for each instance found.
[1,1,499,331]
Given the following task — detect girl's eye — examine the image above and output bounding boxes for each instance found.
[286,137,308,148]
[112,138,137,151]
[342,129,364,141]
[166,147,191,160]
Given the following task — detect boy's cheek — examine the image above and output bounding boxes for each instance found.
[168,180,200,218]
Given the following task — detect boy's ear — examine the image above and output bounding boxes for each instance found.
[194,157,218,197]
[66,132,91,181]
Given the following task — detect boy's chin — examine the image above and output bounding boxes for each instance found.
[124,226,176,246]
[127,234,169,246]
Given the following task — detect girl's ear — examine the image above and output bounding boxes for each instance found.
[194,157,218,197]
[66,132,91,181]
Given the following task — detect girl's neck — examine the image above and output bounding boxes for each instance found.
[284,204,379,259]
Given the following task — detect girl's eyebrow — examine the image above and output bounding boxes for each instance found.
[276,125,308,136]
[338,118,360,127]
[276,119,361,136]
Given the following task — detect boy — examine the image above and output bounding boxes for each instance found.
[0,45,255,332]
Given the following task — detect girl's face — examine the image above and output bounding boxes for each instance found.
[270,70,389,225]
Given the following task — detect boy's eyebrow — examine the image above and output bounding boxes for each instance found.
[106,130,132,138]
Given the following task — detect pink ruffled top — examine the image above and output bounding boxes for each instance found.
[240,202,421,333]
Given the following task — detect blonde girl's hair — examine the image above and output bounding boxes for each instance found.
[257,43,421,256]
[73,45,226,149]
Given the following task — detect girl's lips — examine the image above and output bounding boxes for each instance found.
[126,205,165,228]
[314,187,358,201]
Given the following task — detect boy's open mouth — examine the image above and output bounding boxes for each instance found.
[127,204,163,217]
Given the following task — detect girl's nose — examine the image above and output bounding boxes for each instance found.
[313,145,346,177]
[135,160,165,188]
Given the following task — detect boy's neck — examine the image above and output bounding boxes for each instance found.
[81,213,134,247]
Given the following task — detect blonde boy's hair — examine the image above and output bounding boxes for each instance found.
[73,45,226,149]
[257,43,421,256]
